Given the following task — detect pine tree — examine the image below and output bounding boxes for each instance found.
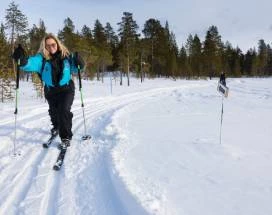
[0,23,9,73]
[93,20,112,82]
[58,17,77,51]
[0,24,14,102]
[142,18,163,76]
[167,32,178,78]
[105,22,118,47]
[5,1,28,49]
[244,48,258,76]
[118,12,139,86]
[5,1,28,79]
[191,35,202,77]
[163,21,172,77]
[80,25,95,79]
[232,47,242,77]
[27,19,46,92]
[202,25,223,78]
[0,69,14,102]
[257,39,268,76]
[135,38,149,82]
[29,19,47,54]
[185,34,194,78]
[266,45,272,76]
[81,25,93,42]
[105,22,119,71]
[142,19,173,77]
[178,46,190,78]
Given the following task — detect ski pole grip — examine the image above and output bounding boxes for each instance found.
[75,52,82,90]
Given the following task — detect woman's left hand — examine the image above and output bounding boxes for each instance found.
[74,52,85,69]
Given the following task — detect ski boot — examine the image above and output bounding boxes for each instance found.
[51,128,59,137]
[58,138,71,150]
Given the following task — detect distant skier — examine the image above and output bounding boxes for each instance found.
[12,33,84,149]
[219,71,226,86]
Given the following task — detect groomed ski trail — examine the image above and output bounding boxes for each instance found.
[0,82,212,214]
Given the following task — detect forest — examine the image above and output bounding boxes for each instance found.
[1,1,272,101]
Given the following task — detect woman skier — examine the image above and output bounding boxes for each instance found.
[12,33,84,150]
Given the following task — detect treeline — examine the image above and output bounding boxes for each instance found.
[1,1,272,87]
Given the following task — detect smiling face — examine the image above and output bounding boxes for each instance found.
[45,38,58,55]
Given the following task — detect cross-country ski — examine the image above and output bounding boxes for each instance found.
[42,133,58,148]
[53,148,67,171]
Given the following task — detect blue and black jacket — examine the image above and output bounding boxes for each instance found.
[20,52,79,88]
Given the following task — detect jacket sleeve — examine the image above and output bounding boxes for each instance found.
[20,54,43,74]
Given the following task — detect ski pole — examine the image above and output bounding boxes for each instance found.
[13,59,20,155]
[219,96,224,144]
[75,52,91,140]
[110,72,113,95]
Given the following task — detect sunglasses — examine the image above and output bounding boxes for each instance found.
[46,43,57,49]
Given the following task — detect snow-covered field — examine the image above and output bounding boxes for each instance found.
[0,77,271,215]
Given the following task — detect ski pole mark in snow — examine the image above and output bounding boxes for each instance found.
[1,78,271,215]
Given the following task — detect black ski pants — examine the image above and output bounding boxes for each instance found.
[45,81,75,140]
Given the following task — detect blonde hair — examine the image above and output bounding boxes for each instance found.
[38,33,70,60]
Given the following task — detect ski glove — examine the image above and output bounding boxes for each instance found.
[74,52,85,70]
[12,44,28,66]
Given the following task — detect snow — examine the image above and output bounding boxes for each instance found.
[0,77,271,215]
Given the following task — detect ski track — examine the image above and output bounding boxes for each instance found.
[0,147,56,214]
[0,83,211,214]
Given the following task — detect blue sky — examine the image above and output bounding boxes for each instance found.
[1,0,272,53]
